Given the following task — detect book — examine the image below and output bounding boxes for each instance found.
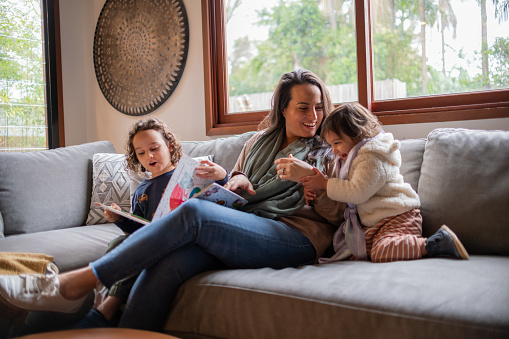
[152,154,248,221]
[97,154,248,225]
[192,182,247,208]
[94,202,150,226]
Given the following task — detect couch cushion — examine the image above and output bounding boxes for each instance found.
[165,256,509,339]
[0,141,116,236]
[0,213,4,238]
[399,138,426,192]
[418,128,509,255]
[182,132,256,172]
[0,224,124,272]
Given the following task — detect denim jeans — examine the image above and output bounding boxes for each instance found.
[91,198,316,330]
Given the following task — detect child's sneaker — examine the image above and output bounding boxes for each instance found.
[0,263,86,313]
[425,225,469,259]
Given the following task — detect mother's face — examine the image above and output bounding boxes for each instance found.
[282,84,324,145]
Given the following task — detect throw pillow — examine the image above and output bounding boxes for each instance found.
[86,153,131,225]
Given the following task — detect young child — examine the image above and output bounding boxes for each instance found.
[80,117,229,328]
[299,103,469,263]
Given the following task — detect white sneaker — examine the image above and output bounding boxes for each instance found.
[0,263,86,313]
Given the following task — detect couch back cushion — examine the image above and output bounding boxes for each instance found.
[0,141,116,236]
[399,138,426,193]
[418,128,509,255]
[182,132,257,172]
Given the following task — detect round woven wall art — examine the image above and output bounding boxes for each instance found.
[93,0,189,116]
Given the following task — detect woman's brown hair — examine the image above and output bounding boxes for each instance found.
[125,118,183,173]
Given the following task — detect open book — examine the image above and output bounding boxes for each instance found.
[192,182,248,208]
[151,154,247,221]
[98,154,247,225]
[95,202,151,226]
[98,155,248,225]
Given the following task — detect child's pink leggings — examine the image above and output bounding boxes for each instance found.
[365,209,427,263]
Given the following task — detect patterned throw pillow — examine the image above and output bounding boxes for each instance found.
[86,153,131,225]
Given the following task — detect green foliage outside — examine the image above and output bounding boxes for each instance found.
[227,0,509,99]
[488,37,509,87]
[0,0,46,151]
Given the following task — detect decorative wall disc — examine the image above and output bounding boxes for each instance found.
[93,0,189,116]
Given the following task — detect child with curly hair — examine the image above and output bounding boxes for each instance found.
[80,117,228,327]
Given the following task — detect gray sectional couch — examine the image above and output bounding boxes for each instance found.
[0,128,508,338]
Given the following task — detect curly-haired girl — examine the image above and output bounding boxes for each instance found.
[82,117,228,327]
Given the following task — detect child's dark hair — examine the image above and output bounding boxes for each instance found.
[126,118,182,173]
[321,103,382,143]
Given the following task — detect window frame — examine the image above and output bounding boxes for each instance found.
[42,0,64,148]
[202,0,509,136]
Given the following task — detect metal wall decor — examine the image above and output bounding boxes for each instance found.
[93,0,189,116]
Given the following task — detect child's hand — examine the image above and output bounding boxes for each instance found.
[104,203,121,223]
[300,167,328,192]
[303,187,317,205]
[195,160,228,181]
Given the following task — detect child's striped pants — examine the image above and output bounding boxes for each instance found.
[365,209,427,263]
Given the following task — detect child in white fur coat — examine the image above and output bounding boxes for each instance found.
[300,103,469,262]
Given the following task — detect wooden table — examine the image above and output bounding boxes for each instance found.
[15,328,179,339]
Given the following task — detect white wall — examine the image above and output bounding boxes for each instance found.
[60,0,210,152]
[59,0,509,152]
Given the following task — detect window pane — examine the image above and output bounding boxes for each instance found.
[372,0,509,101]
[226,0,358,114]
[0,0,47,151]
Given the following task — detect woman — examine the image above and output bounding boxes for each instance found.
[0,69,345,331]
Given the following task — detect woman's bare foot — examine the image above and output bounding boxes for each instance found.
[58,266,99,300]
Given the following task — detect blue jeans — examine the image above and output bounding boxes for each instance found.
[91,199,316,330]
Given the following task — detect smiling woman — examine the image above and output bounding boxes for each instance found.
[0,70,346,333]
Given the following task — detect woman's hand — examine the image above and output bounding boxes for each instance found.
[104,203,121,223]
[195,160,228,182]
[274,154,314,182]
[224,174,256,195]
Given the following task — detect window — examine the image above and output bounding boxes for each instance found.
[372,0,509,99]
[0,0,62,151]
[202,0,509,135]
